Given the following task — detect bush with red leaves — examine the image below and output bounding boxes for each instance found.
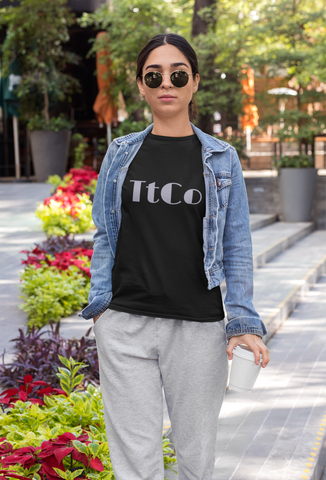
[0,375,66,409]
[0,433,104,480]
[21,246,93,278]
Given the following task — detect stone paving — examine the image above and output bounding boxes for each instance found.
[0,183,51,359]
[215,275,326,480]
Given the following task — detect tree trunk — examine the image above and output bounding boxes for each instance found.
[44,87,50,125]
[192,0,216,37]
[191,0,217,134]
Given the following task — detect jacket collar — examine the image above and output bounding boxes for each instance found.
[114,122,231,153]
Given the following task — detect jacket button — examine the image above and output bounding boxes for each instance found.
[111,210,115,213]
[113,179,116,183]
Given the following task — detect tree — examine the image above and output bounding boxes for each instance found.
[0,0,80,125]
[247,0,326,152]
[190,0,263,135]
[191,0,218,134]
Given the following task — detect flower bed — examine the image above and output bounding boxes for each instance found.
[20,237,93,328]
[36,167,98,237]
[0,323,99,389]
[0,357,177,480]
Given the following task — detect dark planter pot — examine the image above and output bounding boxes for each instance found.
[278,168,317,222]
[30,130,71,182]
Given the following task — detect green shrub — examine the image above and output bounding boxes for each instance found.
[27,115,75,132]
[272,154,314,170]
[35,193,95,237]
[71,133,88,169]
[20,266,90,328]
[46,174,63,193]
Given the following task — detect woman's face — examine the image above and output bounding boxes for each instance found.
[137,44,200,120]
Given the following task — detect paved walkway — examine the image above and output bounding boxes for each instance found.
[0,184,51,359]
[215,274,326,480]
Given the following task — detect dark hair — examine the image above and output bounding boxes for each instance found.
[136,33,199,121]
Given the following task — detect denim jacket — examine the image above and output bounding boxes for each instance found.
[78,123,267,341]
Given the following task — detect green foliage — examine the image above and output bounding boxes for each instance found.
[54,468,84,480]
[272,154,314,170]
[246,0,326,144]
[190,2,256,132]
[47,174,62,193]
[162,436,177,473]
[27,115,75,132]
[97,138,107,152]
[20,266,90,328]
[113,118,149,140]
[0,357,177,477]
[56,356,87,396]
[72,133,88,169]
[0,0,80,123]
[217,133,249,161]
[35,193,95,237]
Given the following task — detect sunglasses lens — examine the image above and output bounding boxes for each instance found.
[144,72,162,88]
[171,70,189,87]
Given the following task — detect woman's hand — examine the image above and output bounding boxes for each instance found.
[226,334,270,368]
[93,314,101,324]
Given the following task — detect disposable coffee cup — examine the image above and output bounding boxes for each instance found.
[229,344,263,393]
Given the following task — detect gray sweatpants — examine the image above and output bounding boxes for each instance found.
[94,309,228,480]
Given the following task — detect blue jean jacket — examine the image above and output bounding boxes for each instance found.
[78,123,267,341]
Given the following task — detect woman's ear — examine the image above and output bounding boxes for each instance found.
[137,77,145,97]
[193,73,200,94]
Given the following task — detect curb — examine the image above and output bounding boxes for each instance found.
[253,223,314,269]
[263,254,326,344]
[301,411,326,480]
[250,214,278,232]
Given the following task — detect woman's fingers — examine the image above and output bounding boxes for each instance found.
[226,334,270,368]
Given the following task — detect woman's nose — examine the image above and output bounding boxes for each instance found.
[161,73,173,88]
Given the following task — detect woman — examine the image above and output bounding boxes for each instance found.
[80,33,270,480]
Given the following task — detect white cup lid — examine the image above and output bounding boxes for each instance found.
[233,344,263,362]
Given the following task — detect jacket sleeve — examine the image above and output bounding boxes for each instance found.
[78,142,117,320]
[223,148,267,340]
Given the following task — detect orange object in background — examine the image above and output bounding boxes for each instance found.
[93,31,118,128]
[241,67,259,132]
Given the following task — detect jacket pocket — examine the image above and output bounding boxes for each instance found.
[215,173,232,209]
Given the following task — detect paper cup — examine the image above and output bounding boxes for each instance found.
[229,344,263,393]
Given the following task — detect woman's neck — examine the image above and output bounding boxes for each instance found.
[151,111,194,137]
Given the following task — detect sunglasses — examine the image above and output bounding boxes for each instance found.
[141,70,192,89]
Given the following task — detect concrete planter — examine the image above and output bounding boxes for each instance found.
[30,130,71,182]
[278,168,317,222]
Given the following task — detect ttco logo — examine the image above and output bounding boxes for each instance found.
[130,180,202,205]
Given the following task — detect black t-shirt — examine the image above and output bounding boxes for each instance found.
[109,133,224,322]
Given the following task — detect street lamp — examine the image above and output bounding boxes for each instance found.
[267,87,297,128]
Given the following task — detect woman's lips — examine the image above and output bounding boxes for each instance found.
[159,95,176,102]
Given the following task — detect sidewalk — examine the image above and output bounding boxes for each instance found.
[214,275,326,480]
[0,183,51,359]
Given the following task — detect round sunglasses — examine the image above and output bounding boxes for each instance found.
[141,70,192,89]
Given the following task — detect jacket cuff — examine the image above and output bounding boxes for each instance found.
[78,292,112,320]
[226,316,267,341]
